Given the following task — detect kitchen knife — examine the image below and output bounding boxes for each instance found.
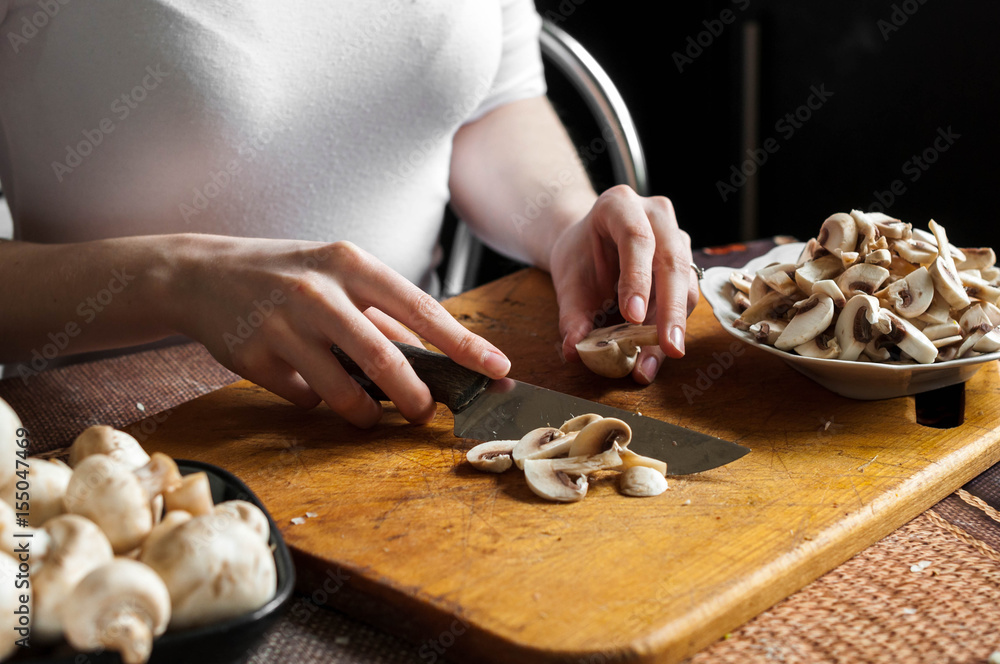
[331,342,749,475]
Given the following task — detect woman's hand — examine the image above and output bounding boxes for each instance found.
[166,235,510,428]
[548,185,700,384]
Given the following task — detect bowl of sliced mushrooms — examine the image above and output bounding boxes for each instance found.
[701,210,1000,400]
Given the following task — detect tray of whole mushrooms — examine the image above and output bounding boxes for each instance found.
[1,397,294,664]
[700,210,1000,400]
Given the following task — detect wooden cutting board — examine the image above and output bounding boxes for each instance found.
[141,268,1000,664]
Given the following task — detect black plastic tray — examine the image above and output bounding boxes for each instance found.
[16,459,295,664]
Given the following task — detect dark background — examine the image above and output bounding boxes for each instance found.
[531,0,1000,252]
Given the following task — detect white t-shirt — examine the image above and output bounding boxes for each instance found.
[0,0,546,291]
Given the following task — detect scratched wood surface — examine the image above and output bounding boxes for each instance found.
[141,268,1000,664]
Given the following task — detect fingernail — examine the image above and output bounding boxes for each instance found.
[669,326,685,355]
[484,350,511,377]
[626,295,646,323]
[640,354,660,382]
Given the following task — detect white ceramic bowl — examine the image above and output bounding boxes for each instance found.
[700,242,1000,400]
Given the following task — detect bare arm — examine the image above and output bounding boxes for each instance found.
[450,96,700,383]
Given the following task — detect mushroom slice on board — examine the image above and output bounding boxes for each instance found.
[619,466,669,497]
[835,263,890,298]
[773,294,835,351]
[522,448,623,503]
[466,440,518,473]
[878,310,939,364]
[619,448,667,476]
[575,323,659,378]
[885,266,934,318]
[511,427,575,469]
[61,558,171,664]
[567,417,632,457]
[835,294,882,362]
[559,414,603,434]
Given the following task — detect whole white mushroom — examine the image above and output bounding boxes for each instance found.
[0,457,72,527]
[0,398,23,494]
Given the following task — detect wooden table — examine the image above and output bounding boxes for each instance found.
[6,240,1000,664]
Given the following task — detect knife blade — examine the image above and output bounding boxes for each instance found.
[331,342,749,475]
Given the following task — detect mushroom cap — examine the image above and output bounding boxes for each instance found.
[213,500,271,543]
[511,427,574,469]
[61,558,171,664]
[1,457,72,528]
[817,212,858,254]
[141,509,193,558]
[567,417,632,457]
[0,398,21,490]
[140,513,277,631]
[0,554,23,660]
[522,448,623,503]
[32,514,115,643]
[63,454,155,555]
[466,440,517,473]
[575,324,658,378]
[69,425,150,471]
[619,466,669,497]
[558,413,603,434]
[835,294,882,362]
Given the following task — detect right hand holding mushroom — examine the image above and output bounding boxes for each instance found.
[166,235,510,428]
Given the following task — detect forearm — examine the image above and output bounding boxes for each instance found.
[449,96,598,271]
[0,235,181,362]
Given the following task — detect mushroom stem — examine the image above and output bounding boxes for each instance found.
[134,453,183,497]
[101,610,154,664]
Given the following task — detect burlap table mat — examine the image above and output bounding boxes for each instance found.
[5,239,1000,663]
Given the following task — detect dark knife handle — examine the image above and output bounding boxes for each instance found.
[330,342,492,413]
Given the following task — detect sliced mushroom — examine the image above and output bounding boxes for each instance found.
[773,294,835,351]
[619,466,668,497]
[794,255,842,293]
[916,292,953,325]
[758,263,801,298]
[63,452,182,554]
[921,320,962,341]
[892,238,938,265]
[817,212,858,254]
[958,304,1000,355]
[868,212,912,240]
[794,334,840,359]
[466,440,517,473]
[61,558,171,664]
[878,310,939,364]
[835,294,882,361]
[960,273,1000,305]
[749,318,786,345]
[618,448,667,476]
[729,271,753,294]
[575,323,659,378]
[0,457,72,527]
[567,417,632,457]
[835,263,890,298]
[929,255,972,309]
[957,247,997,271]
[522,448,623,503]
[865,248,892,268]
[885,266,934,317]
[812,279,847,308]
[559,414,603,434]
[733,291,792,330]
[850,210,880,256]
[511,427,574,469]
[68,425,150,470]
